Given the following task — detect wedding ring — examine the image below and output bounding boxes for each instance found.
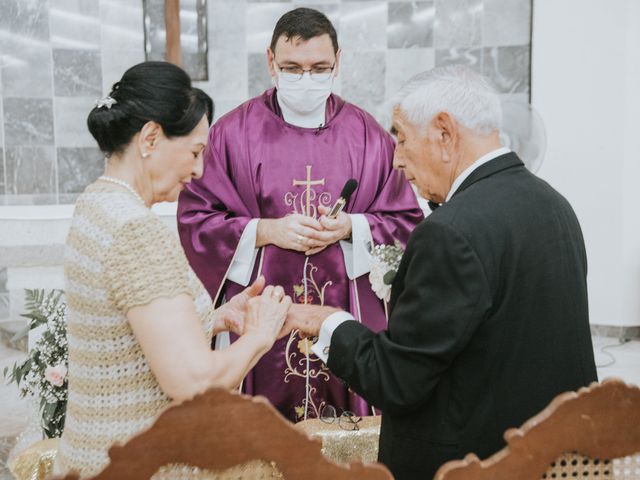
[297,234,305,244]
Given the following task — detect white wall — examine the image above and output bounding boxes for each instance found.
[532,0,640,326]
[0,204,179,322]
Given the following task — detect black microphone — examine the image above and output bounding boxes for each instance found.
[328,179,358,218]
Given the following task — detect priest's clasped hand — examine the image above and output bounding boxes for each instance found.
[256,208,352,255]
[305,205,352,256]
[257,214,327,252]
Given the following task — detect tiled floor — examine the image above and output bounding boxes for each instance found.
[0,336,638,479]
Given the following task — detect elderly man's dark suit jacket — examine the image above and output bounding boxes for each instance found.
[327,153,597,480]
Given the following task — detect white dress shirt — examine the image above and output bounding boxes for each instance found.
[445,147,511,202]
[311,146,511,363]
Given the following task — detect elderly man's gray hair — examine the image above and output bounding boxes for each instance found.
[393,65,502,135]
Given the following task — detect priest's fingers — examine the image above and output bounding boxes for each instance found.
[287,234,313,252]
[317,205,330,217]
[319,216,340,230]
[309,229,339,244]
[319,211,351,232]
[296,215,323,231]
[297,226,324,240]
[305,245,328,256]
[300,236,327,249]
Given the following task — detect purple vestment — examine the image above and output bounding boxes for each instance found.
[178,89,423,422]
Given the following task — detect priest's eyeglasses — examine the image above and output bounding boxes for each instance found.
[274,62,335,82]
[319,405,362,431]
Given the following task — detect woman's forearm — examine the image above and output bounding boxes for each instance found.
[207,331,271,389]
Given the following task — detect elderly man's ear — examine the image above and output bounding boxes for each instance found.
[432,112,458,162]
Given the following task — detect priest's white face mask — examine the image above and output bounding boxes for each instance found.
[268,33,340,116]
[275,68,335,115]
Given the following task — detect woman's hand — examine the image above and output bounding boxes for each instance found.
[212,276,266,335]
[244,285,292,351]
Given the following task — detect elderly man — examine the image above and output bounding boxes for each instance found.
[285,65,597,479]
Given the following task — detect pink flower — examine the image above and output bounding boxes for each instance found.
[44,364,67,387]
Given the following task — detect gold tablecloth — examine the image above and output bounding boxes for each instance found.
[295,415,381,465]
[8,416,381,479]
[8,438,58,480]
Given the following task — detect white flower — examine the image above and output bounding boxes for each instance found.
[44,364,67,387]
[368,242,404,302]
[369,258,392,302]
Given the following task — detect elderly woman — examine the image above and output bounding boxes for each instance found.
[53,62,292,478]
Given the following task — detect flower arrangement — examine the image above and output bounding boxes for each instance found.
[3,289,68,438]
[368,241,404,302]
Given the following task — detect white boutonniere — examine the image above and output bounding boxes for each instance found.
[368,241,404,302]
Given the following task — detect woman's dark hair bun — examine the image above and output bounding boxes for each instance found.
[87,61,214,157]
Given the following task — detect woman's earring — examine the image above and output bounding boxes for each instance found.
[142,152,150,158]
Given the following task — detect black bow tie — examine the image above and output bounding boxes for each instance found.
[427,201,440,212]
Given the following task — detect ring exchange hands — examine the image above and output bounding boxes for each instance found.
[257,206,352,256]
[212,276,266,336]
[245,285,292,351]
[279,303,341,339]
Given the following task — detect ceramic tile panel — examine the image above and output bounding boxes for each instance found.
[388,1,434,49]
[0,0,532,205]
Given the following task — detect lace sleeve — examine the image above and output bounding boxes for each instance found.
[104,215,193,313]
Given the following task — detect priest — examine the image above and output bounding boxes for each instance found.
[178,7,423,422]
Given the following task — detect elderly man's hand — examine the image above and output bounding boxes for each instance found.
[279,303,341,339]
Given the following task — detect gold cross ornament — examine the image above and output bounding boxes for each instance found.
[292,165,325,217]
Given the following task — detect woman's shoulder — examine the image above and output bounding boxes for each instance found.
[75,182,157,233]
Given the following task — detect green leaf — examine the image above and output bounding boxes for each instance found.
[383,270,396,285]
[2,366,7,378]
[43,402,57,421]
[20,359,32,376]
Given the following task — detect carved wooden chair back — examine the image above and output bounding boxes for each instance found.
[435,379,640,480]
[52,388,392,480]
